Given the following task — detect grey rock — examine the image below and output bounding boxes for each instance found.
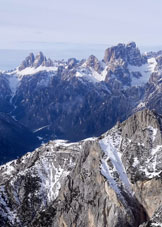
[18,52,54,70]
[1,109,162,226]
[33,52,47,68]
[86,55,103,72]
[18,53,35,71]
[42,58,54,67]
[104,42,146,66]
[0,139,147,227]
[67,58,78,69]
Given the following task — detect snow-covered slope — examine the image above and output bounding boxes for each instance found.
[129,57,157,86]
[15,65,58,76]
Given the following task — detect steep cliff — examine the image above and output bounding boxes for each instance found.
[0,109,162,226]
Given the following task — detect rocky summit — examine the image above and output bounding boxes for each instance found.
[0,109,162,226]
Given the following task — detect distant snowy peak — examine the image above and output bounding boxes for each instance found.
[102,42,158,87]
[15,52,66,76]
[18,52,54,70]
[104,41,147,66]
[2,42,161,86]
[74,42,158,86]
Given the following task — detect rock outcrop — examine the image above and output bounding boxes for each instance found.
[104,42,147,66]
[18,53,35,71]
[18,52,54,71]
[0,109,162,226]
[86,55,103,72]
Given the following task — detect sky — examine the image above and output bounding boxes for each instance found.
[1,0,162,48]
[0,0,162,69]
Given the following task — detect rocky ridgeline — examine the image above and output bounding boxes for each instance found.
[18,52,54,70]
[0,109,162,226]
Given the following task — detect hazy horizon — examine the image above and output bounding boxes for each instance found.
[1,42,162,70]
[1,0,162,49]
[1,0,162,69]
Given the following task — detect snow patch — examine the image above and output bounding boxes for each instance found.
[53,139,82,150]
[137,102,146,109]
[16,65,58,76]
[36,157,70,203]
[76,65,107,83]
[99,128,132,198]
[33,125,49,133]
[0,160,16,176]
[147,126,158,142]
[150,223,162,227]
[132,157,139,167]
[101,158,121,196]
[129,57,157,86]
[7,75,19,95]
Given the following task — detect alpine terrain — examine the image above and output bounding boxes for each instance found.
[0,42,162,226]
[0,109,162,226]
[0,42,162,163]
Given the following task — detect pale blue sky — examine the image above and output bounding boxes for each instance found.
[1,0,162,49]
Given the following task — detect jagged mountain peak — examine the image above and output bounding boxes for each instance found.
[104,41,147,66]
[85,54,103,72]
[18,52,35,71]
[7,42,156,87]
[127,41,137,48]
[18,52,54,71]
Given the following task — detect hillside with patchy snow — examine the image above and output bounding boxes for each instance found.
[0,109,162,226]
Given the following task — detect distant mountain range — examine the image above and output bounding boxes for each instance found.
[0,41,162,163]
[0,43,110,70]
[1,42,162,226]
[1,43,162,70]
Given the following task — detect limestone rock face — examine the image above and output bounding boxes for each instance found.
[33,52,47,68]
[0,109,162,226]
[18,52,54,71]
[104,42,146,66]
[86,55,103,72]
[18,53,35,70]
[0,140,81,226]
[67,58,78,69]
[103,42,149,87]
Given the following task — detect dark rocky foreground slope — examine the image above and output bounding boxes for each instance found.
[0,109,162,226]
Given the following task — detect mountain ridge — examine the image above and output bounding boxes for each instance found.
[0,109,162,226]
